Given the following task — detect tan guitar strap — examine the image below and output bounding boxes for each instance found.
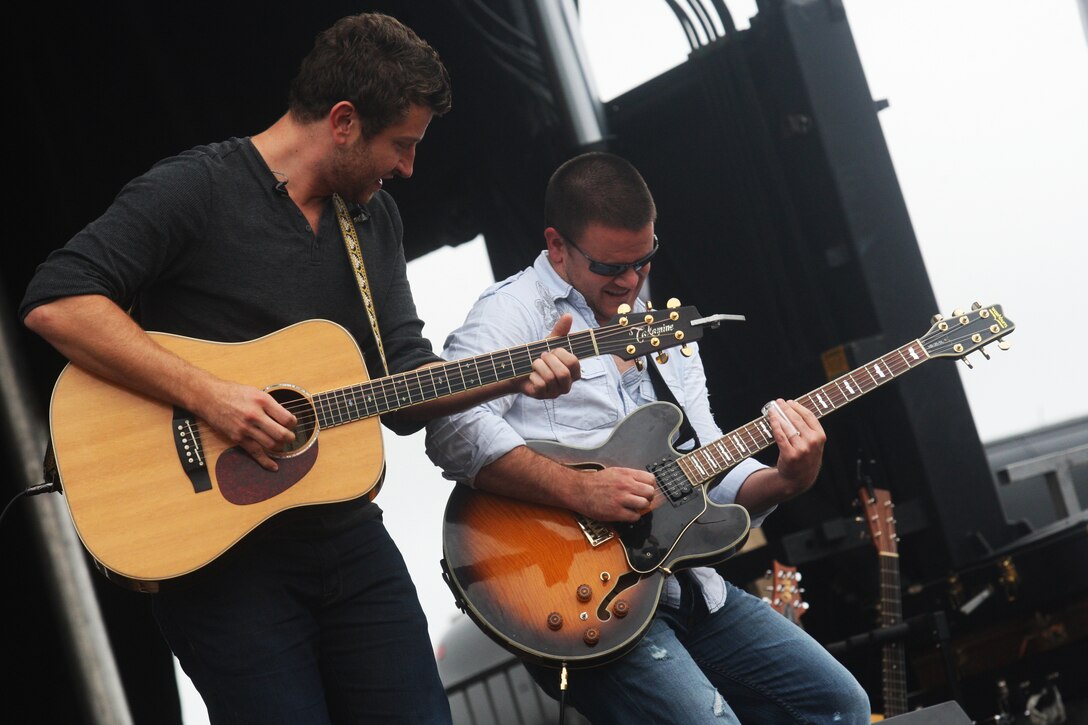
[333,193,389,376]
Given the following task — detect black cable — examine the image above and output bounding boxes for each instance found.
[706,0,739,36]
[0,482,57,529]
[662,0,701,51]
[683,0,720,43]
[557,664,569,725]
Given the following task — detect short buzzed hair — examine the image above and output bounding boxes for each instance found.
[544,152,657,240]
[288,12,452,137]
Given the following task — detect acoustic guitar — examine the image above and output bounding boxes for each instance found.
[48,301,722,586]
[441,303,1014,668]
[859,486,909,720]
[762,560,808,627]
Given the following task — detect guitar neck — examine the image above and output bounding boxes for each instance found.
[312,331,599,428]
[879,553,909,716]
[675,339,930,486]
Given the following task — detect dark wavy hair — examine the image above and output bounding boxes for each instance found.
[288,12,451,137]
[544,152,657,240]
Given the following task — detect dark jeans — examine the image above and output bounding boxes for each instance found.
[152,512,451,725]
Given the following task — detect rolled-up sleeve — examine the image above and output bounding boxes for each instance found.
[425,291,537,484]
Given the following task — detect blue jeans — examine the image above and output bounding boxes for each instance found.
[152,512,451,725]
[527,578,870,724]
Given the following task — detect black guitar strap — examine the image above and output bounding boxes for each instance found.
[645,357,700,451]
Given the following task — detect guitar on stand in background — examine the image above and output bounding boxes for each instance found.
[858,480,909,721]
[752,560,809,627]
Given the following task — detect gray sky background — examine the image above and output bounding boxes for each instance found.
[179,2,1088,721]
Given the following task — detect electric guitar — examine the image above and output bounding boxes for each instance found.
[441,303,1014,668]
[48,302,722,586]
[859,487,909,720]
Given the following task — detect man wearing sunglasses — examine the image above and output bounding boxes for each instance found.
[426,151,869,723]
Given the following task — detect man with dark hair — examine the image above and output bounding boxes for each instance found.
[21,12,578,724]
[426,151,871,723]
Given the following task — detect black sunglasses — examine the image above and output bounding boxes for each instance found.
[559,232,659,277]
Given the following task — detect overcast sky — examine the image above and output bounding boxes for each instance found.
[179,2,1087,721]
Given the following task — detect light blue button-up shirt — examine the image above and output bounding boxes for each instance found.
[425,251,772,613]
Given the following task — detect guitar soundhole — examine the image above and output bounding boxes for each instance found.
[266,386,317,457]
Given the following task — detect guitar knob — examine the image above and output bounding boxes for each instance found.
[583,627,601,646]
[576,584,592,603]
[547,612,563,631]
[613,600,630,618]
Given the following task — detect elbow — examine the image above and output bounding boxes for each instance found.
[23,303,56,338]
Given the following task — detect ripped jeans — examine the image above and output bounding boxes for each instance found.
[525,577,870,724]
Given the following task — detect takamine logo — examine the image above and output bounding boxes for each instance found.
[634,322,676,342]
[990,307,1008,329]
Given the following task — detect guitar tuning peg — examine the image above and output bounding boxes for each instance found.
[634,359,644,371]
[931,313,944,324]
[681,345,694,357]
[646,300,654,310]
[952,308,964,317]
[616,303,632,315]
[666,298,681,309]
[979,347,991,360]
[961,357,974,369]
[655,352,669,365]
[971,302,982,310]
[998,339,1010,351]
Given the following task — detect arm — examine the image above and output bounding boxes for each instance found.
[425,286,652,522]
[401,313,580,421]
[24,295,298,471]
[474,446,657,524]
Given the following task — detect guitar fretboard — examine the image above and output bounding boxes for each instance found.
[879,553,909,716]
[312,332,599,428]
[672,339,930,486]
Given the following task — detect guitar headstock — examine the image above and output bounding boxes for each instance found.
[597,298,740,363]
[858,487,899,556]
[921,302,1014,367]
[761,560,808,625]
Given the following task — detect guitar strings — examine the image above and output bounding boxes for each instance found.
[195,319,992,472]
[259,319,681,421]
[190,319,691,458]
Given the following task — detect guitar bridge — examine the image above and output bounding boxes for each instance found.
[576,515,614,547]
[172,407,211,493]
